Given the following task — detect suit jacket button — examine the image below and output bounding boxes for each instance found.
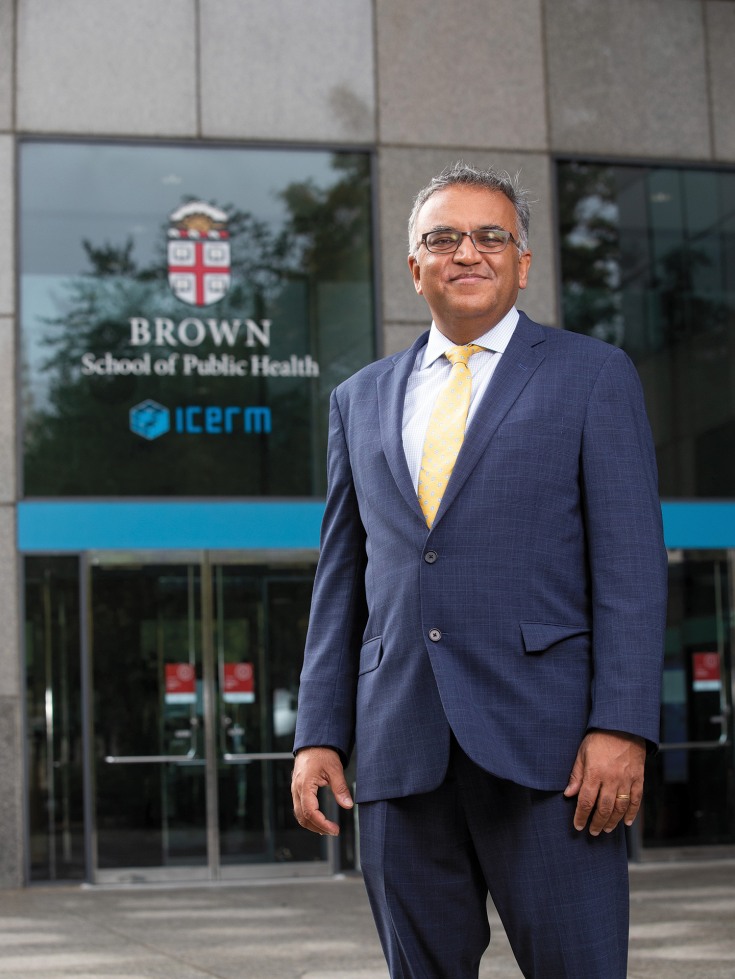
[424,550,438,564]
[428,628,442,642]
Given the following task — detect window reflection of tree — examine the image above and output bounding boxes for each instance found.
[558,161,735,498]
[23,154,373,497]
[656,244,729,343]
[558,163,623,347]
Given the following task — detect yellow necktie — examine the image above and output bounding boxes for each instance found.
[418,344,484,528]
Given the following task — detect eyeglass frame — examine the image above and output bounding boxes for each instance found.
[418,227,522,255]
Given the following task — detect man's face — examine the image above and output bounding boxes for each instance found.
[408,185,532,344]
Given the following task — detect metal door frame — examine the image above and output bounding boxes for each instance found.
[80,549,337,884]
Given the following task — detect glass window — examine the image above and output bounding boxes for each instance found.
[20,142,376,496]
[557,161,735,498]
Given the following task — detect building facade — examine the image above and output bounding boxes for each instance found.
[0,0,734,886]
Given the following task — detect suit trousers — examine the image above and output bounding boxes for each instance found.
[358,739,629,979]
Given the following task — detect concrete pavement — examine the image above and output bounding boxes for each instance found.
[0,860,733,978]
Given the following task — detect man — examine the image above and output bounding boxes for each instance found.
[292,162,667,979]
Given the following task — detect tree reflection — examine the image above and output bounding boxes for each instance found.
[23,154,374,497]
[557,160,735,498]
[558,163,623,346]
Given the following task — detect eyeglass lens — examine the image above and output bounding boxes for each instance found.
[425,230,511,253]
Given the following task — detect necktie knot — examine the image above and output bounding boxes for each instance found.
[445,343,484,369]
[417,343,485,529]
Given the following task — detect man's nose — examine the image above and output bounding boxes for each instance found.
[452,234,481,262]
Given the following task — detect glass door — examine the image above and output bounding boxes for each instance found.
[88,554,328,884]
[91,561,209,881]
[213,567,321,874]
[25,557,85,881]
[642,551,735,852]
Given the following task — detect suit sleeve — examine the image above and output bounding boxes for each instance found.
[293,388,368,763]
[580,347,668,747]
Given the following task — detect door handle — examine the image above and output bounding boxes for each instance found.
[104,752,202,764]
[709,708,731,744]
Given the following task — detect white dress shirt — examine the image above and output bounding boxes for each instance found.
[402,307,519,491]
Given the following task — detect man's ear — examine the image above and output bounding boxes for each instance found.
[408,254,423,295]
[518,250,532,290]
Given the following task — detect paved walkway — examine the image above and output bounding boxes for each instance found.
[0,860,733,977]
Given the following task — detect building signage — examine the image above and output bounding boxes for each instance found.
[167,202,231,308]
[129,400,272,439]
[692,651,721,692]
[20,142,375,496]
[80,319,320,380]
[223,662,255,704]
[83,204,322,388]
[165,663,197,705]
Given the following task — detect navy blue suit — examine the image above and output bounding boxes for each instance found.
[294,312,668,977]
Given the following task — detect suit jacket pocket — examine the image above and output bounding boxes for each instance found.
[520,622,590,655]
[358,636,383,675]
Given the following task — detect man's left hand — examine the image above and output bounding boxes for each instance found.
[563,730,646,835]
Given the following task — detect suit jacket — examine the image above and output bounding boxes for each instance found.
[294,312,668,804]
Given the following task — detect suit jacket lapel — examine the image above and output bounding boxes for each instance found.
[377,331,429,521]
[432,314,547,527]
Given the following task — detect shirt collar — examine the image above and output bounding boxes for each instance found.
[420,307,519,370]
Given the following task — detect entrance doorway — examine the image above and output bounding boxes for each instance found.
[23,552,337,883]
[89,555,330,883]
[641,550,735,853]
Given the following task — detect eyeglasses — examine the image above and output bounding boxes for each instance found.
[419,228,520,254]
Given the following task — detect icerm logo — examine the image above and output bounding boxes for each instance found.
[174,404,271,435]
[130,399,171,440]
[130,400,271,439]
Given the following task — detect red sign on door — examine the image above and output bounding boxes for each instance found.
[165,662,197,704]
[223,662,255,704]
[692,652,721,692]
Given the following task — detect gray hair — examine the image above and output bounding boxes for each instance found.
[407,161,531,257]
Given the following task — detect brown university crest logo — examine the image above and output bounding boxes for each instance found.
[167,202,231,307]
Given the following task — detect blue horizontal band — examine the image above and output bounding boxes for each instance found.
[15,500,735,553]
[659,501,735,550]
[17,501,325,552]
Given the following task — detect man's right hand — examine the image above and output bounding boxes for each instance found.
[291,746,354,836]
